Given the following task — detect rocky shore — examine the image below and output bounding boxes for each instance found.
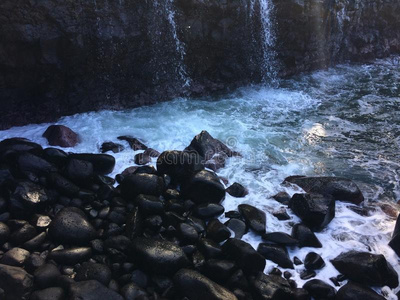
[0,127,399,299]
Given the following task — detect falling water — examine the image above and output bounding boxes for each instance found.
[152,0,191,88]
[249,0,278,83]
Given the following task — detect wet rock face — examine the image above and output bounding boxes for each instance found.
[1,0,399,129]
[331,251,399,288]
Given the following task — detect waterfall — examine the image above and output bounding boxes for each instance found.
[151,0,191,89]
[249,0,278,83]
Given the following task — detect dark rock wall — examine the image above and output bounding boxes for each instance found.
[0,0,399,129]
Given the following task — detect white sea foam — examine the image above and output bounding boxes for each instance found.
[1,58,400,297]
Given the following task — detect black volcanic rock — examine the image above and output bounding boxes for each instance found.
[134,153,151,165]
[0,222,10,245]
[291,224,322,248]
[0,264,34,300]
[222,238,265,274]
[257,243,294,269]
[226,182,248,198]
[225,218,247,239]
[121,173,165,198]
[289,193,335,231]
[30,287,65,300]
[331,251,399,288]
[389,213,400,257]
[33,263,61,289]
[194,203,225,219]
[17,152,57,176]
[65,158,94,183]
[206,219,231,243]
[183,170,226,204]
[249,273,292,300]
[130,238,189,275]
[75,263,112,286]
[69,280,123,300]
[43,125,79,148]
[117,136,147,151]
[136,194,165,216]
[9,181,50,212]
[304,252,325,270]
[49,247,92,265]
[285,176,364,205]
[303,279,336,300]
[0,247,30,267]
[49,207,97,245]
[69,153,115,175]
[238,204,266,234]
[174,268,237,300]
[262,232,298,246]
[100,142,124,153]
[336,282,386,300]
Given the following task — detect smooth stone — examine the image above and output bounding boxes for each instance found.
[197,238,223,259]
[183,170,226,204]
[34,263,61,289]
[238,204,266,234]
[289,193,335,231]
[291,224,322,248]
[303,279,336,300]
[49,207,96,245]
[0,138,42,156]
[134,153,151,165]
[30,287,65,300]
[49,247,92,265]
[104,235,132,253]
[273,192,291,205]
[65,158,94,183]
[120,282,148,299]
[100,142,124,153]
[69,280,123,300]
[331,251,398,288]
[136,194,165,216]
[273,208,291,221]
[17,152,57,175]
[194,203,225,219]
[10,223,37,245]
[285,176,364,205]
[130,238,189,275]
[23,232,47,251]
[120,173,165,198]
[42,148,69,167]
[336,281,386,300]
[257,243,294,269]
[9,181,50,213]
[0,222,10,245]
[205,259,237,282]
[249,273,292,300]
[222,238,265,274]
[174,268,237,300]
[226,183,248,198]
[262,232,298,246]
[0,247,30,267]
[225,218,247,239]
[304,252,325,270]
[117,136,147,150]
[0,264,34,300]
[144,215,163,232]
[206,219,231,243]
[227,269,249,291]
[43,125,79,147]
[156,150,204,183]
[300,270,316,280]
[293,288,311,300]
[389,213,400,257]
[75,262,112,286]
[69,153,115,175]
[144,148,160,157]
[178,223,199,245]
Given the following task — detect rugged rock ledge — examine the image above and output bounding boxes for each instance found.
[0,0,399,129]
[0,129,398,299]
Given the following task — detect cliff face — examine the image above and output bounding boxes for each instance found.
[0,0,399,129]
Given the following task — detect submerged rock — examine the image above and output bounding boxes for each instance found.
[331,251,398,288]
[174,268,237,300]
[130,238,189,275]
[336,282,385,300]
[289,193,335,231]
[284,176,364,205]
[43,125,79,147]
[238,204,266,234]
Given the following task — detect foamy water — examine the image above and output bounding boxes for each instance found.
[1,58,399,298]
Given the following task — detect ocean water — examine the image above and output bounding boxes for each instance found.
[1,57,399,297]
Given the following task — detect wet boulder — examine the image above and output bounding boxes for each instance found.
[47,172,80,197]
[336,282,385,300]
[0,264,34,300]
[16,152,57,176]
[174,268,237,300]
[69,280,123,300]
[205,259,237,283]
[100,142,124,153]
[0,247,30,267]
[185,130,237,161]
[183,170,226,204]
[30,287,65,300]
[117,135,147,150]
[136,194,165,215]
[42,148,68,167]
[130,238,189,275]
[120,173,165,199]
[222,238,266,274]
[304,252,325,270]
[331,251,398,288]
[289,193,335,231]
[9,181,50,212]
[249,273,292,300]
[238,204,266,234]
[0,138,42,157]
[134,152,151,165]
[69,153,115,175]
[194,203,225,219]
[389,214,400,257]
[285,176,364,205]
[303,279,336,300]
[226,182,248,198]
[75,263,112,286]
[156,150,204,183]
[0,222,10,245]
[262,232,298,246]
[43,125,79,147]
[206,219,231,242]
[49,247,92,265]
[49,207,97,245]
[257,243,294,269]
[291,224,322,248]
[33,263,61,289]
[65,158,94,183]
[225,218,247,239]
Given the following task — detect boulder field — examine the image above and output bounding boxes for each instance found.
[0,128,398,299]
